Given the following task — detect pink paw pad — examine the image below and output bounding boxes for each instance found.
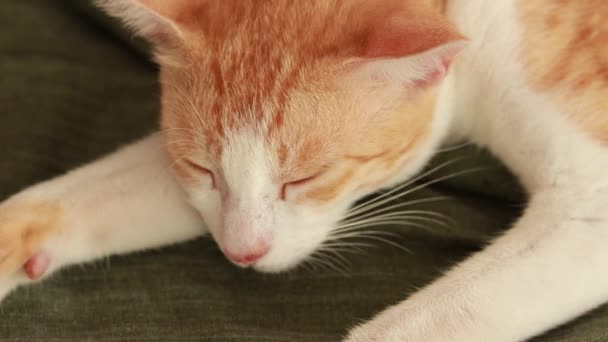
[23,252,51,280]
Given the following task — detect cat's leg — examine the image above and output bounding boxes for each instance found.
[345,69,608,341]
[346,186,608,341]
[0,135,205,302]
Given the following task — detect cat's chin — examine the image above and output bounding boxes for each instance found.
[251,257,303,274]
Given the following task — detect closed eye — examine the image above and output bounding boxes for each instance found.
[184,158,216,188]
[280,174,320,200]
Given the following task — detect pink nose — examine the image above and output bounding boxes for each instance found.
[224,245,270,265]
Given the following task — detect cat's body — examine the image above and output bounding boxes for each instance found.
[2,1,608,341]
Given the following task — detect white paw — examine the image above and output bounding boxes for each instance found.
[344,298,493,342]
[345,304,421,342]
[0,200,64,302]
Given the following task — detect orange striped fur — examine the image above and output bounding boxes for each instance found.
[156,1,459,202]
[518,0,608,142]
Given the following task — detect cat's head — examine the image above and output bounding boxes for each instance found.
[100,0,465,272]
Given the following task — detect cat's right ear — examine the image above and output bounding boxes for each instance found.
[344,10,467,90]
[96,0,201,45]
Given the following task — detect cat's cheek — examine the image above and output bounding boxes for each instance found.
[181,183,222,232]
[167,157,215,191]
[175,171,216,193]
[280,184,308,203]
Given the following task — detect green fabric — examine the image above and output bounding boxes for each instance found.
[0,2,606,341]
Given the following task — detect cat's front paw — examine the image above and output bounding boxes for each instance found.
[345,304,416,342]
[0,200,64,301]
[344,298,489,342]
[345,308,437,342]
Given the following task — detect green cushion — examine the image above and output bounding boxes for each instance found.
[0,2,606,341]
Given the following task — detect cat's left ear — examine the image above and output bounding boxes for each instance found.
[96,0,203,45]
[350,13,467,89]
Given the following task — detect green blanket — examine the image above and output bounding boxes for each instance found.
[1,2,606,341]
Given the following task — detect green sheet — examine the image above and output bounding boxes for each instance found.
[0,2,606,341]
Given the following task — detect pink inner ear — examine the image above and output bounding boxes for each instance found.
[360,11,467,88]
[352,8,466,89]
[365,12,464,58]
[352,40,466,89]
[413,41,467,88]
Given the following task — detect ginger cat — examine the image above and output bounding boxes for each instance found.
[2,0,608,340]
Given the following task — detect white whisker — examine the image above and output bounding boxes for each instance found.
[437,141,473,153]
[345,167,483,219]
[337,213,449,230]
[343,196,449,222]
[328,231,412,254]
[347,159,460,215]
[332,220,434,235]
[314,250,350,275]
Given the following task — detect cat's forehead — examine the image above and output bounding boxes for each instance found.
[160,0,442,168]
[164,51,346,153]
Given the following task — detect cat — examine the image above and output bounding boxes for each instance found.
[1,0,607,341]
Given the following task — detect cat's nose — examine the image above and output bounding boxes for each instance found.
[224,243,270,266]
